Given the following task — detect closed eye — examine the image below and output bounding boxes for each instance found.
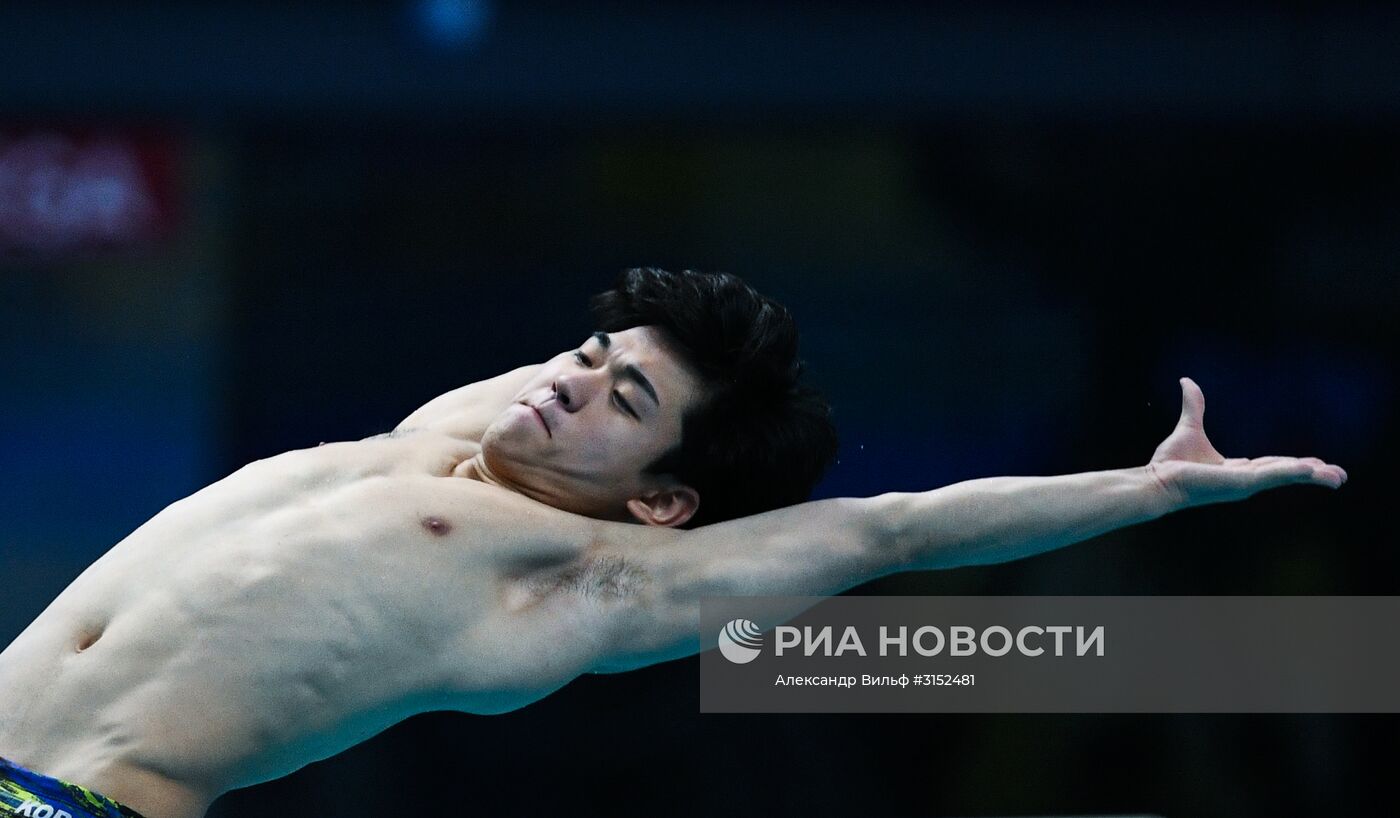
[576,346,638,419]
[613,391,640,420]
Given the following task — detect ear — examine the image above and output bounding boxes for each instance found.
[625,485,700,528]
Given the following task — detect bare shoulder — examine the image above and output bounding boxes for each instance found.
[396,363,544,439]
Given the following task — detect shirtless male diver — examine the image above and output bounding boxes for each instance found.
[0,268,1347,818]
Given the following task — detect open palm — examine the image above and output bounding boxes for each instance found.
[1146,377,1347,509]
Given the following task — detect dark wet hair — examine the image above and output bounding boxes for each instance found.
[589,267,838,527]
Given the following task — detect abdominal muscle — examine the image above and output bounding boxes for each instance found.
[0,431,592,818]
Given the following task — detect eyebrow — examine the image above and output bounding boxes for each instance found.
[592,331,659,408]
[623,363,660,407]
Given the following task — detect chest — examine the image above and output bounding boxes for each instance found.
[196,431,477,512]
[100,431,492,600]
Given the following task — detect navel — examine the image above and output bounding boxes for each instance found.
[420,515,453,537]
[74,624,105,653]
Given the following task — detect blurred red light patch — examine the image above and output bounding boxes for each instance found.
[0,126,182,260]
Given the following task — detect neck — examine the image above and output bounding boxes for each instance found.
[454,452,569,508]
[454,452,503,486]
[454,452,635,524]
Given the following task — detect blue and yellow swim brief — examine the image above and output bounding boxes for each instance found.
[0,757,146,818]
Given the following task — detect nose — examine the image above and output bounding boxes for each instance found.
[552,372,600,413]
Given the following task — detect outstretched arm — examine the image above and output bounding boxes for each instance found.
[878,376,1347,569]
[589,377,1347,672]
[395,363,543,439]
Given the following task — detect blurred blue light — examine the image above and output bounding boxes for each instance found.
[412,0,492,50]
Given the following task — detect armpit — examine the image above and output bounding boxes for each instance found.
[526,554,651,602]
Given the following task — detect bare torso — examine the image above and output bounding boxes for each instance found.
[0,427,628,818]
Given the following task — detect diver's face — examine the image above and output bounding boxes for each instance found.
[480,326,705,522]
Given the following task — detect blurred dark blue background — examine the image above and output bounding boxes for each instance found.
[2,2,1397,816]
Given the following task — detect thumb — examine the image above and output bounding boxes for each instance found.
[1177,377,1205,429]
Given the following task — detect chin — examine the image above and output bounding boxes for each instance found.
[480,417,529,452]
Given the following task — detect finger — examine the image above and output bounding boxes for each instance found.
[1257,460,1315,488]
[1315,464,1345,489]
[1178,377,1205,429]
[1258,460,1343,490]
[1303,461,1347,483]
[1251,456,1346,485]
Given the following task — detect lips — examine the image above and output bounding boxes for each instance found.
[527,403,551,437]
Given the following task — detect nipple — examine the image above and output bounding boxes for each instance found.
[421,515,453,537]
